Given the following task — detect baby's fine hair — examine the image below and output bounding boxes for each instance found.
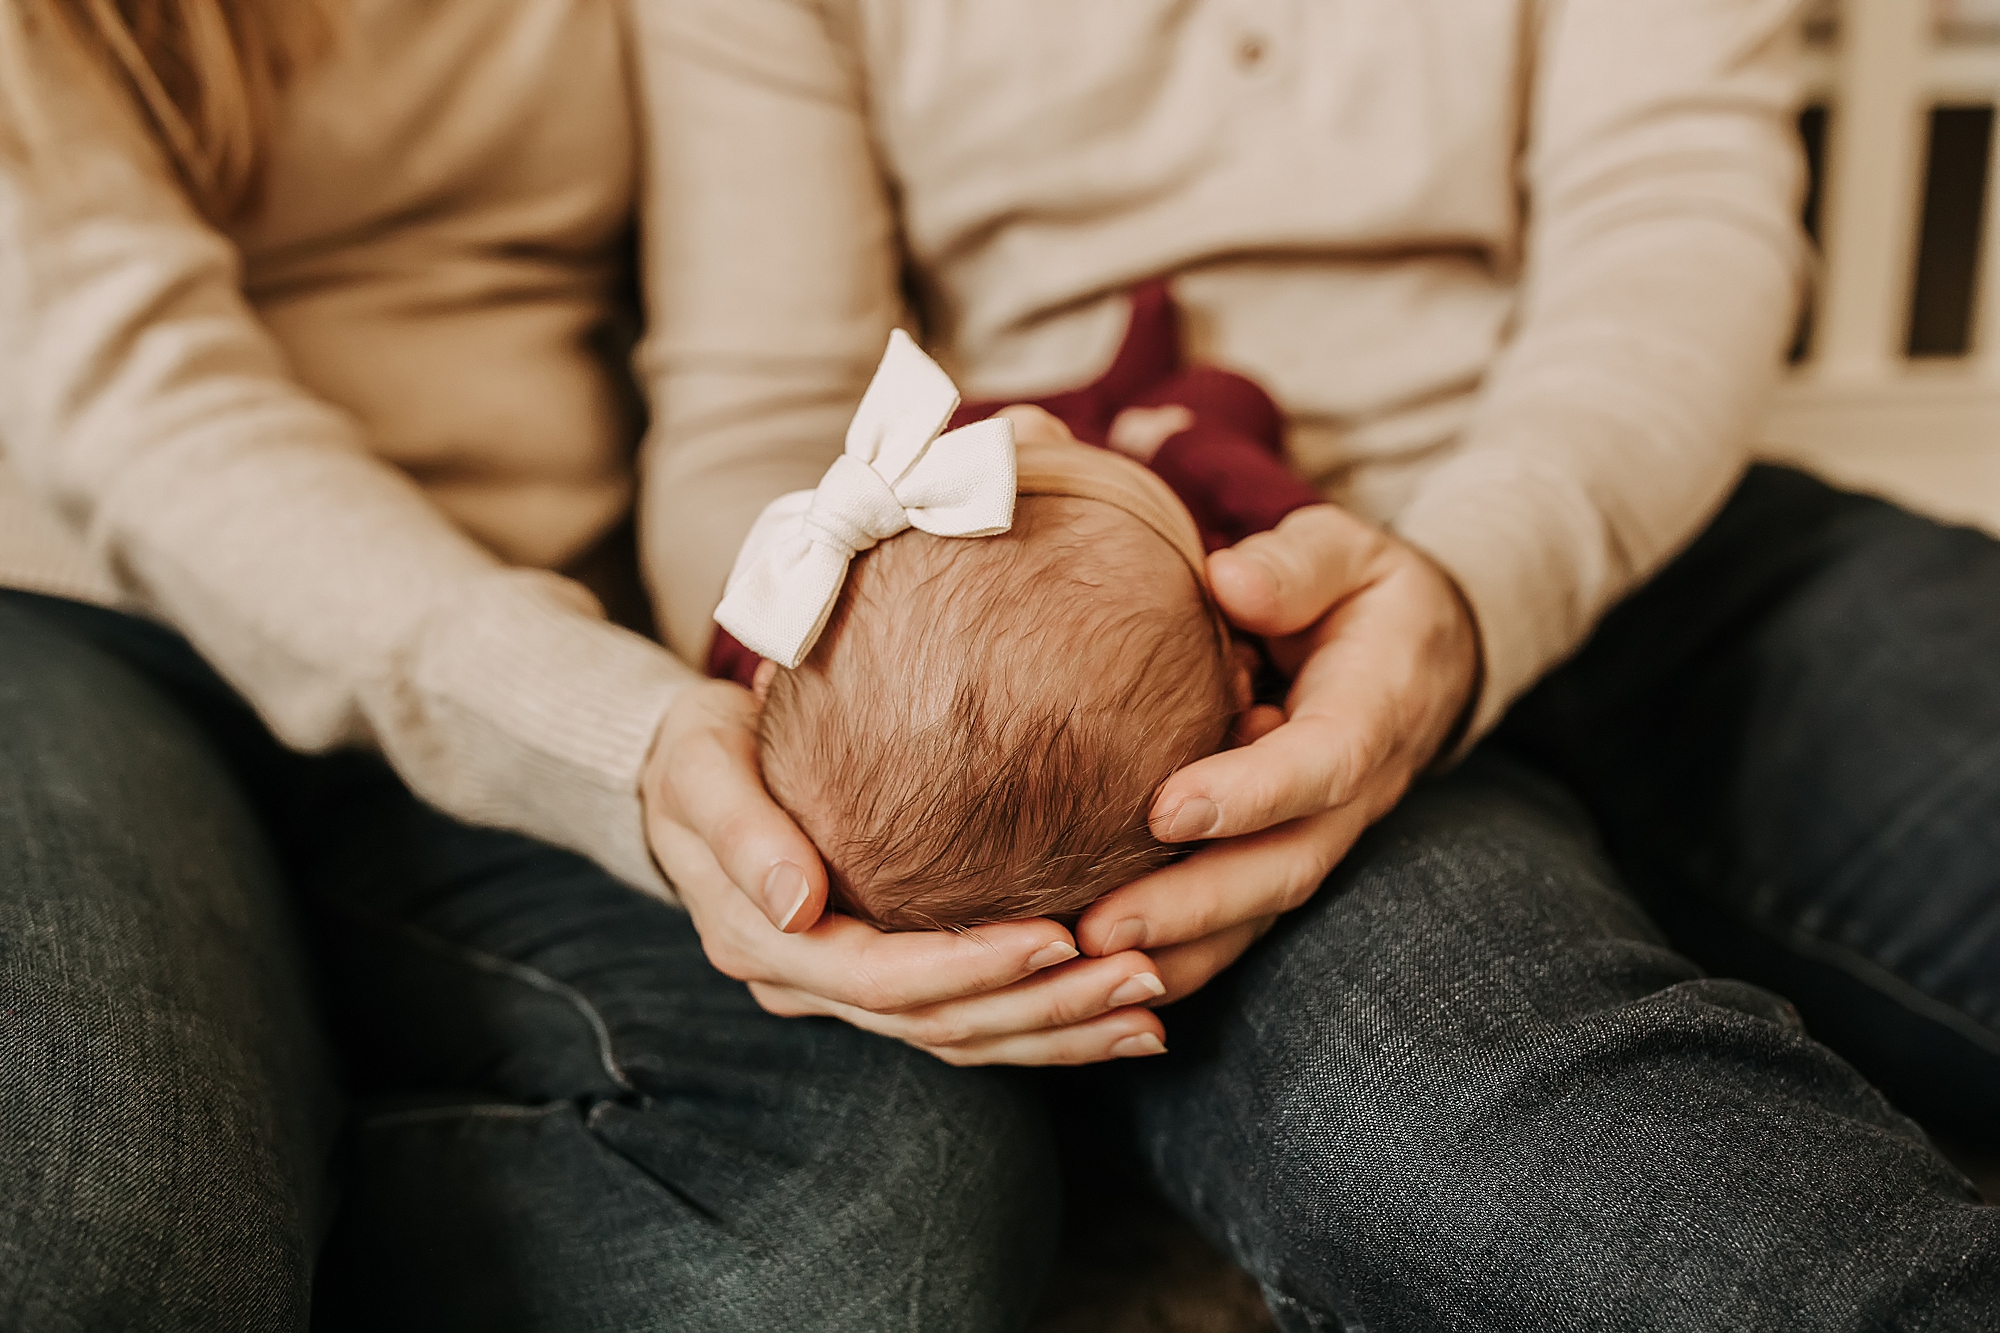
[758,495,1235,930]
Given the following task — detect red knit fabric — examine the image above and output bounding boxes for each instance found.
[708,621,764,688]
[957,279,1319,544]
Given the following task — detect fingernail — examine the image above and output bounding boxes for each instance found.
[763,862,812,930]
[1108,973,1167,1007]
[1160,796,1220,842]
[1026,941,1079,971]
[1098,918,1147,956]
[1110,1032,1167,1058]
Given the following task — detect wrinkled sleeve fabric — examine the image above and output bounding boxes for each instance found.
[1391,0,1808,748]
[0,38,689,895]
[634,0,908,661]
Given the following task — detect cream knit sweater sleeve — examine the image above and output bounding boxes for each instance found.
[1391,0,1808,740]
[0,39,689,894]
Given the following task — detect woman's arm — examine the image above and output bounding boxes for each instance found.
[0,28,687,892]
[1076,0,1808,980]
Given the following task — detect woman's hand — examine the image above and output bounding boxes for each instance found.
[1075,504,1482,997]
[642,678,1171,1064]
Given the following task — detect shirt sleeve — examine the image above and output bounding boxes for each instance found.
[1390,0,1809,748]
[632,0,909,662]
[0,34,691,895]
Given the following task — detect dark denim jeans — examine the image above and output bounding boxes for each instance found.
[1,466,1996,1332]
[0,587,1055,1332]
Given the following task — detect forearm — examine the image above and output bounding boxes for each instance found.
[1,48,692,893]
[632,0,907,660]
[1394,0,1807,743]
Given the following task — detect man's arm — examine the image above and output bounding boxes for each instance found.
[634,0,909,662]
[1394,0,1809,746]
[1080,0,1809,990]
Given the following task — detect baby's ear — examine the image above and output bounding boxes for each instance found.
[1230,641,1258,713]
[751,658,780,709]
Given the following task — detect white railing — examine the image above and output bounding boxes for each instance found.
[1763,0,2000,529]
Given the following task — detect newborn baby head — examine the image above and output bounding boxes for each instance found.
[755,479,1236,931]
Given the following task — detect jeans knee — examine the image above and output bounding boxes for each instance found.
[731,1054,1059,1333]
[2,929,327,1331]
[323,1053,1056,1333]
[0,1117,315,1331]
[0,603,335,1331]
[1147,941,1959,1332]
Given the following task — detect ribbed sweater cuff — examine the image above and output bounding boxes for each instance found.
[411,569,694,898]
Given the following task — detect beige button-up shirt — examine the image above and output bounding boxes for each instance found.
[637,0,1809,740]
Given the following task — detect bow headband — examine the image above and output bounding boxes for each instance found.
[714,330,1017,668]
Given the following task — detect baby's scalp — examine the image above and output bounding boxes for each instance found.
[758,488,1235,930]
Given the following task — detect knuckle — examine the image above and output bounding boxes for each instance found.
[1258,773,1308,826]
[702,938,754,982]
[1318,739,1376,808]
[1281,842,1338,909]
[707,809,763,861]
[912,1012,971,1048]
[925,1043,979,1067]
[745,983,796,1017]
[1044,990,1095,1030]
[1280,873,1320,913]
[848,967,905,1014]
[1182,899,1227,941]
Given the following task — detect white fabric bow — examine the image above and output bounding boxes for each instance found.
[714,330,1017,668]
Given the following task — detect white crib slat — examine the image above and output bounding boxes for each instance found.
[1812,0,1934,382]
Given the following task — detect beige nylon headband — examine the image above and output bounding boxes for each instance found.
[1011,428,1209,585]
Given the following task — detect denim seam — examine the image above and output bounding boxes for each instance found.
[358,1099,574,1130]
[580,1099,733,1228]
[1784,734,2000,1030]
[362,1098,736,1233]
[1750,903,2000,1059]
[1811,724,2000,919]
[325,899,638,1095]
[1262,1282,1356,1332]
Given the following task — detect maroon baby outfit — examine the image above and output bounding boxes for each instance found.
[708,280,1320,685]
[950,279,1320,550]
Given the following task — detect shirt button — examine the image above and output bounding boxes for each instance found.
[1236,33,1267,68]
